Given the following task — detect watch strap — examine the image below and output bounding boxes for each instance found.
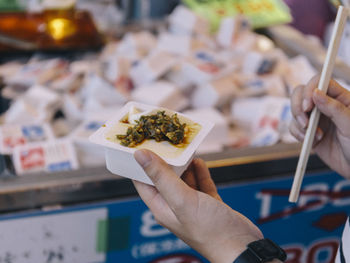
[233,239,286,263]
[233,248,261,263]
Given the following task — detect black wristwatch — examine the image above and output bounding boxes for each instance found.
[233,239,286,263]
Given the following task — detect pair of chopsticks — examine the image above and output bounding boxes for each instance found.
[289,5,349,203]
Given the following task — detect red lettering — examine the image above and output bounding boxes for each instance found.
[307,240,338,263]
[284,247,303,263]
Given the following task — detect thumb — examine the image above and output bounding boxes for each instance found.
[134,149,193,211]
[313,89,350,136]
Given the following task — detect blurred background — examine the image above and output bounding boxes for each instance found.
[0,1,349,263]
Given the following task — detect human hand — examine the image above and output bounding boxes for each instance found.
[290,76,350,178]
[133,149,263,263]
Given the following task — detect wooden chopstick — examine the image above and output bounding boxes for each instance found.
[289,6,349,203]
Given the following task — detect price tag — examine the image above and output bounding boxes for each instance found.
[184,0,292,30]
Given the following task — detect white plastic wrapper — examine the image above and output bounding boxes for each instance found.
[156,33,192,56]
[183,108,229,154]
[13,139,79,175]
[117,31,157,58]
[181,50,228,85]
[7,59,68,87]
[168,5,209,36]
[103,55,133,84]
[0,123,54,154]
[242,52,277,75]
[0,61,23,83]
[82,73,127,108]
[239,75,287,97]
[62,93,84,124]
[70,120,106,167]
[70,59,99,75]
[231,96,292,137]
[131,81,189,112]
[5,85,61,124]
[165,62,194,91]
[192,74,238,108]
[49,71,83,92]
[285,55,317,91]
[217,16,251,48]
[130,51,178,87]
[250,127,280,147]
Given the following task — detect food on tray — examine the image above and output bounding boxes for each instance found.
[105,107,202,154]
[116,111,186,147]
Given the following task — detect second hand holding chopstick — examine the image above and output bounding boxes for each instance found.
[289,6,349,203]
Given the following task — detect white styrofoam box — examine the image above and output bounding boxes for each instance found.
[168,5,209,36]
[5,85,61,124]
[82,73,127,107]
[13,139,79,175]
[89,101,213,185]
[181,50,228,85]
[156,33,192,56]
[264,75,287,97]
[0,61,22,83]
[231,96,291,134]
[103,56,132,83]
[7,59,67,87]
[217,16,251,48]
[117,31,157,58]
[242,52,266,74]
[217,17,237,48]
[5,99,47,124]
[0,123,54,154]
[250,127,280,147]
[131,81,189,111]
[165,62,194,91]
[70,120,106,167]
[49,70,83,93]
[239,75,287,97]
[130,51,178,87]
[191,74,238,108]
[285,55,317,91]
[25,85,61,109]
[62,93,85,124]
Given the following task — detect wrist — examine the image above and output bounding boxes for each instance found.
[208,237,261,263]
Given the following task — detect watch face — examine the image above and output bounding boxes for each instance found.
[248,239,286,261]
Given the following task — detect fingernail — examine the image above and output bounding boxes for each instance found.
[297,115,307,129]
[316,130,323,141]
[302,99,310,112]
[314,89,327,104]
[134,150,152,168]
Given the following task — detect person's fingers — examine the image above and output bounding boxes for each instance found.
[313,89,350,137]
[289,118,324,145]
[182,161,198,190]
[291,85,308,129]
[193,159,222,201]
[134,149,196,212]
[302,75,320,112]
[289,119,305,142]
[326,79,350,106]
[132,180,179,227]
[133,179,158,205]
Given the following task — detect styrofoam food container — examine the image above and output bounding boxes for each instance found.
[89,101,214,185]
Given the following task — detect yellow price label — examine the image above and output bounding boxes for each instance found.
[184,0,292,30]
